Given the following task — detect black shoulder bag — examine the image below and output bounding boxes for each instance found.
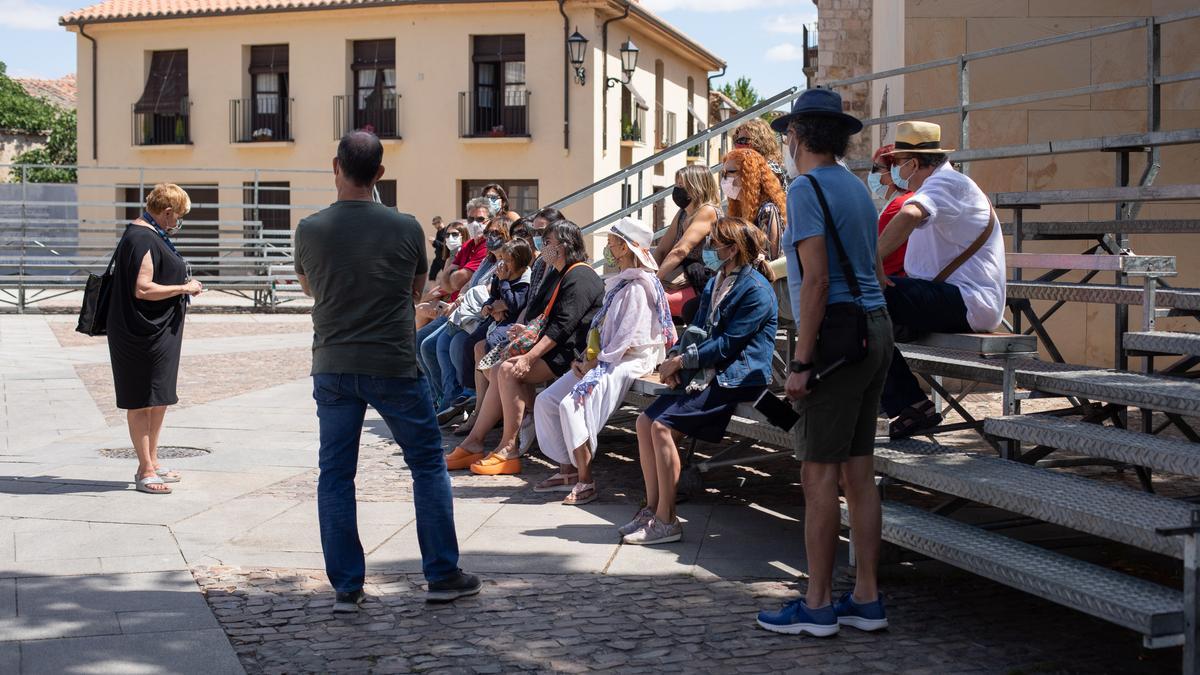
[804,174,869,375]
[76,250,117,336]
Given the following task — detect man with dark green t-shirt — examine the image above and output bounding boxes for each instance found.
[294,131,481,612]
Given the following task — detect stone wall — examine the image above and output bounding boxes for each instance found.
[0,132,47,182]
[814,0,874,160]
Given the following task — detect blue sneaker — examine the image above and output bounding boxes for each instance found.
[833,591,888,631]
[756,598,839,636]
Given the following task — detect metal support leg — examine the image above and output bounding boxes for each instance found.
[1001,357,1018,460]
[1157,511,1200,674]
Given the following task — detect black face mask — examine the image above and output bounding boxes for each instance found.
[672,186,692,209]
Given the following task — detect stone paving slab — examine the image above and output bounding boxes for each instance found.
[17,628,244,674]
[1,520,186,579]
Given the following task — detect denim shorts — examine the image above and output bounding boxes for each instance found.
[793,308,894,463]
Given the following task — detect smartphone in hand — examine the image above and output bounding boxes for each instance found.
[754,390,801,431]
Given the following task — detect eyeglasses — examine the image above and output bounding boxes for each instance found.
[733,137,751,147]
[871,164,887,173]
[720,169,739,179]
[467,216,487,223]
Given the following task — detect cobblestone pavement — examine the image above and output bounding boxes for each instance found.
[193,566,1175,674]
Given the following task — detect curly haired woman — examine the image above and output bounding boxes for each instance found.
[721,148,786,259]
[732,117,789,190]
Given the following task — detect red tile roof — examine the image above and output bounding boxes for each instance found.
[15,74,77,111]
[61,0,411,24]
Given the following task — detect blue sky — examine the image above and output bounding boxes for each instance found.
[0,0,814,102]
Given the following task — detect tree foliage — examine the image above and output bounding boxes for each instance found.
[719,76,760,113]
[0,62,57,134]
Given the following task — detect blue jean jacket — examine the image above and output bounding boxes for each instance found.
[679,266,779,388]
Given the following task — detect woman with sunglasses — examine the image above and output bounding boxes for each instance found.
[732,118,789,190]
[721,148,786,259]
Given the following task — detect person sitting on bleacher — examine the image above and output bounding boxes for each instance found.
[877,120,1006,438]
[532,218,676,506]
[627,218,777,546]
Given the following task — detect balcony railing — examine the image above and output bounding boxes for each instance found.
[334,93,401,140]
[458,90,531,138]
[132,98,191,146]
[230,97,293,143]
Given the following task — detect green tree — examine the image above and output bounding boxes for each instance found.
[719,76,759,112]
[11,109,77,183]
[0,62,57,134]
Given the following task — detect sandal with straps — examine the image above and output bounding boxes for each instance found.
[534,471,579,493]
[562,482,597,506]
[888,400,942,439]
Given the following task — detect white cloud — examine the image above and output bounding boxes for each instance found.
[765,43,806,63]
[0,0,64,31]
[764,12,817,35]
[641,0,792,13]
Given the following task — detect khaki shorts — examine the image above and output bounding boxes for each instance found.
[794,308,894,463]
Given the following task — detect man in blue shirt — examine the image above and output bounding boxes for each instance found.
[757,88,894,639]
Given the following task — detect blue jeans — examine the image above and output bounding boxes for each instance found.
[417,317,448,405]
[313,373,460,591]
[881,275,972,416]
[436,323,467,406]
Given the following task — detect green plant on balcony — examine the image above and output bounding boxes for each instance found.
[174,116,186,143]
[621,119,642,143]
[686,144,702,157]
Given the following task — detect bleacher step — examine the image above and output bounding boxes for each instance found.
[1124,331,1200,358]
[1024,369,1200,418]
[984,416,1200,478]
[843,501,1183,639]
[1007,281,1200,312]
[874,440,1193,558]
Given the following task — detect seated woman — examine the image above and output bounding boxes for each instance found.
[481,183,522,224]
[626,218,778,545]
[416,220,467,330]
[722,148,786,259]
[656,165,721,324]
[532,218,676,505]
[445,221,604,475]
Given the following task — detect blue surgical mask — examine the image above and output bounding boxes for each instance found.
[487,196,503,212]
[890,161,912,191]
[532,235,544,251]
[867,171,887,199]
[702,248,724,271]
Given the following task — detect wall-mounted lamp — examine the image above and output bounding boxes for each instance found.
[567,28,589,85]
[605,38,639,89]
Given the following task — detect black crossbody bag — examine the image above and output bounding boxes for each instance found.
[804,174,869,375]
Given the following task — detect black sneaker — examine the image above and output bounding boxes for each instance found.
[437,397,475,426]
[332,589,366,613]
[426,571,482,603]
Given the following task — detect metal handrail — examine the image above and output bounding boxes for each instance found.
[545,86,801,212]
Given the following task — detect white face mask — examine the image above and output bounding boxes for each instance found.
[445,235,462,252]
[720,176,740,201]
[784,137,800,180]
[467,221,484,238]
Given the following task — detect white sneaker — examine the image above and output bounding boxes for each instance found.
[623,516,682,545]
[617,507,655,537]
[518,414,536,453]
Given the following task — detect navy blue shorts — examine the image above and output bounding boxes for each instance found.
[643,382,765,443]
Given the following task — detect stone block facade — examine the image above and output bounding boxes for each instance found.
[814,0,874,160]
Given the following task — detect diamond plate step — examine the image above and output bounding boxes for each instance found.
[985,416,1200,478]
[874,441,1194,558]
[897,344,1095,386]
[1024,369,1200,418]
[843,501,1183,638]
[1007,282,1200,311]
[1124,331,1200,358]
[624,381,794,449]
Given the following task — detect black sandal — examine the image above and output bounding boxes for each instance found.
[889,400,942,439]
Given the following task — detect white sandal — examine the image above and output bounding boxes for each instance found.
[135,475,172,494]
[563,482,597,506]
[155,467,181,483]
[533,472,579,493]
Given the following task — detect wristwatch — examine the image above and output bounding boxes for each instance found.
[789,360,814,374]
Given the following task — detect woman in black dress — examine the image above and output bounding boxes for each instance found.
[107,183,203,495]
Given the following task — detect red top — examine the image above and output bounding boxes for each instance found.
[878,191,913,277]
[447,238,488,301]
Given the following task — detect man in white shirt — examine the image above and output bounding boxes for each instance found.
[877,121,1006,438]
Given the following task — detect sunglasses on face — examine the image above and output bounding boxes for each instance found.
[871,164,888,173]
[733,137,751,147]
[720,169,739,179]
[467,216,487,223]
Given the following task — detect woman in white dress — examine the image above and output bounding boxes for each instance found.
[532,217,677,505]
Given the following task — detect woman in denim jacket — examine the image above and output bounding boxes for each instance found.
[624,217,779,545]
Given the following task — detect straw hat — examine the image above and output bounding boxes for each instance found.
[884,121,954,155]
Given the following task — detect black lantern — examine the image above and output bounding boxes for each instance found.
[567,28,588,85]
[606,37,640,89]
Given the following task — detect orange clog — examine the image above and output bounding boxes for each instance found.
[445,447,485,471]
[469,452,522,476]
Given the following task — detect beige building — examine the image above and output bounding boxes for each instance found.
[815,0,1200,366]
[60,0,722,246]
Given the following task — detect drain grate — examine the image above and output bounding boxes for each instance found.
[99,445,212,460]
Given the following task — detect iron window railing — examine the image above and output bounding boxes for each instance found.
[334,92,401,140]
[230,97,293,143]
[132,97,192,146]
[458,90,531,138]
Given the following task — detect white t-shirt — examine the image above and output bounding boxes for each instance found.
[903,162,1006,332]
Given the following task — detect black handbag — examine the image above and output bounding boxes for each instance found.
[804,174,869,372]
[76,251,117,336]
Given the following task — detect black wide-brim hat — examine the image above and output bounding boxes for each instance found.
[770,87,864,135]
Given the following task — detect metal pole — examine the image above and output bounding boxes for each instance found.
[1115,151,1130,373]
[637,173,643,219]
[1011,209,1023,335]
[1185,518,1200,675]
[958,55,970,176]
[18,166,27,313]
